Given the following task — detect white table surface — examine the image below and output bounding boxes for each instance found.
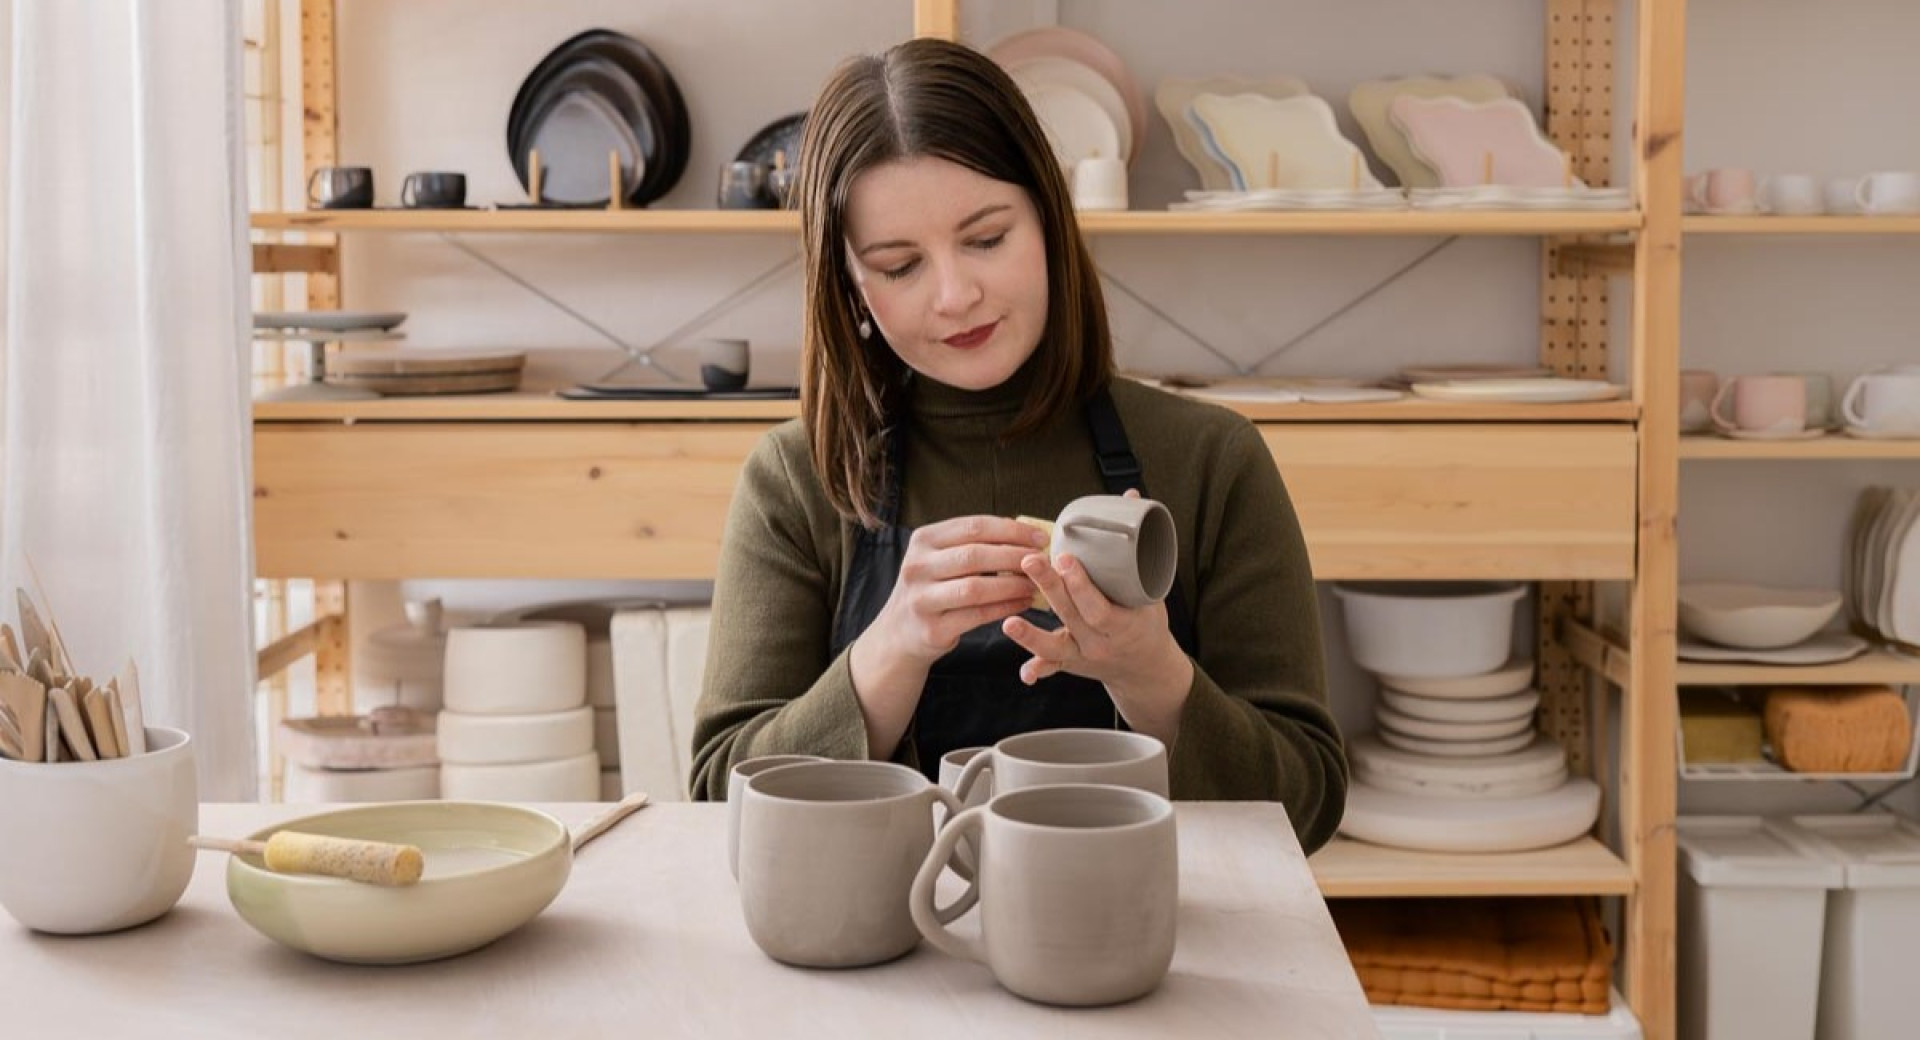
[4,802,1378,1039]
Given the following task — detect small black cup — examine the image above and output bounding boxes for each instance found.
[307,166,374,209]
[402,171,467,209]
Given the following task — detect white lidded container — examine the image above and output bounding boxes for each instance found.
[1675,816,1842,1040]
[1770,814,1920,1040]
[1332,581,1526,679]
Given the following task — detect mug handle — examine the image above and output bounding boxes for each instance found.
[401,176,417,208]
[1709,379,1739,433]
[924,785,976,921]
[911,806,988,962]
[305,168,325,207]
[1857,179,1877,213]
[952,751,994,806]
[1842,376,1871,429]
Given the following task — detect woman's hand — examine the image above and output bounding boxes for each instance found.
[849,515,1048,756]
[1001,494,1194,744]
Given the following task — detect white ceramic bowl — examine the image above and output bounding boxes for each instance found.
[1333,582,1526,679]
[1678,582,1843,649]
[225,801,570,964]
[441,620,587,715]
[436,706,595,766]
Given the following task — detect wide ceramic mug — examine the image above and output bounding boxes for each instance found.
[1710,374,1806,434]
[910,783,1179,1006]
[1051,494,1177,608]
[0,726,197,934]
[737,760,964,968]
[953,728,1169,805]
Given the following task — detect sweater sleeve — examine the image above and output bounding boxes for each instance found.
[687,431,869,801]
[1166,420,1349,852]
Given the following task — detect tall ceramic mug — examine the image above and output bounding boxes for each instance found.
[725,753,825,880]
[0,726,197,934]
[953,728,1169,805]
[737,760,964,968]
[1709,374,1806,435]
[1051,495,1177,608]
[910,784,1179,1006]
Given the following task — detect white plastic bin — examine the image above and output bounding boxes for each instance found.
[1770,814,1920,1040]
[1675,816,1843,1040]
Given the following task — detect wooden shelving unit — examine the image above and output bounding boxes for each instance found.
[1676,646,1920,687]
[1680,434,1920,460]
[250,1,1681,1036]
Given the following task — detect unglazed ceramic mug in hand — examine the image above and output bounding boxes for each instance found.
[737,760,965,968]
[953,728,1170,805]
[1679,369,1719,433]
[910,783,1179,1006]
[1841,371,1920,434]
[1710,374,1806,435]
[1051,494,1177,608]
[0,727,197,934]
[725,753,824,880]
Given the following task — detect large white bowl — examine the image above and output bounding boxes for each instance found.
[225,802,570,964]
[1678,583,1843,649]
[1333,582,1526,679]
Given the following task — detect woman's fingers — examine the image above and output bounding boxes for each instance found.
[904,542,1038,584]
[911,515,1051,553]
[918,574,1036,614]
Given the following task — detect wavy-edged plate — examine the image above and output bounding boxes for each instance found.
[1411,378,1622,404]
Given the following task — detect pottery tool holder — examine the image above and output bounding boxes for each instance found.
[0,576,149,765]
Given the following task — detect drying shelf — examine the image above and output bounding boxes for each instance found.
[1308,836,1632,898]
[249,208,1642,237]
[1681,433,1920,460]
[1676,645,1920,687]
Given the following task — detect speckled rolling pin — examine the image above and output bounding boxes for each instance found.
[190,831,425,886]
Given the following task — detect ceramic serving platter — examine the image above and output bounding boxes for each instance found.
[1184,386,1305,404]
[1410,378,1623,404]
[1156,76,1308,190]
[1348,75,1511,188]
[1675,631,1870,665]
[1408,186,1630,210]
[1189,93,1383,192]
[1348,734,1569,799]
[1025,79,1120,173]
[1391,96,1577,189]
[990,27,1145,161]
[1010,56,1132,164]
[1340,776,1600,853]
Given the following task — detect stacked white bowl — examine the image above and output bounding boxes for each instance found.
[1331,582,1599,853]
[437,620,600,801]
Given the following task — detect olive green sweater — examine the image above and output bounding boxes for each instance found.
[688,372,1348,852]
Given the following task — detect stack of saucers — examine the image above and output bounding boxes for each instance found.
[1370,657,1539,758]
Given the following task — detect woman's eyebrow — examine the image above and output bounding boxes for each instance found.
[854,204,1013,257]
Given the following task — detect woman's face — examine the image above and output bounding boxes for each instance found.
[843,156,1049,392]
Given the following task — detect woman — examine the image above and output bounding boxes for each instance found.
[688,38,1346,849]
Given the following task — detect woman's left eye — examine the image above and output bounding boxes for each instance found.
[972,232,1007,250]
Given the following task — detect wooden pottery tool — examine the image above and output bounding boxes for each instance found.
[105,682,131,759]
[0,623,21,672]
[0,702,24,759]
[81,686,122,759]
[15,591,55,677]
[191,832,425,887]
[0,671,45,762]
[571,791,651,854]
[47,684,96,761]
[118,659,147,756]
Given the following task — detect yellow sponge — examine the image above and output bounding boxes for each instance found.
[1014,516,1055,612]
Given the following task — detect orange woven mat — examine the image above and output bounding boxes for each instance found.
[1329,896,1612,1014]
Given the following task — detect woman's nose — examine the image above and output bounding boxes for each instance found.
[931,258,983,316]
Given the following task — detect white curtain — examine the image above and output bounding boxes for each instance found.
[1,0,256,797]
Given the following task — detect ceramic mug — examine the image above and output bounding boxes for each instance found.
[1773,371,1836,430]
[1051,494,1177,608]
[953,728,1170,805]
[0,727,197,934]
[401,171,467,209]
[1710,374,1806,435]
[1686,168,1756,214]
[306,165,373,209]
[937,746,991,876]
[1825,176,1865,215]
[1679,369,1719,433]
[696,338,750,392]
[717,160,772,210]
[737,760,965,967]
[1856,172,1920,215]
[1841,371,1920,434]
[1760,174,1823,216]
[910,783,1178,1006]
[725,753,824,880]
[1072,156,1129,212]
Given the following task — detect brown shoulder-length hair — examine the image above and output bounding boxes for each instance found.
[794,37,1113,529]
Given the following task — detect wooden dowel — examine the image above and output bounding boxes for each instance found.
[1267,151,1279,190]
[529,148,543,204]
[1483,151,1494,186]
[607,150,623,211]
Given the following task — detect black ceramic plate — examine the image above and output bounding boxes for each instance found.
[511,57,658,205]
[734,112,806,172]
[507,29,687,207]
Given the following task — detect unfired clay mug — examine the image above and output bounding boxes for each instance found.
[953,728,1169,805]
[737,760,965,967]
[910,783,1179,1006]
[1051,495,1177,608]
[726,753,825,880]
[1710,374,1806,435]
[0,727,197,934]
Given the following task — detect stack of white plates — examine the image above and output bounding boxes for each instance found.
[1408,185,1632,210]
[438,621,600,800]
[1846,487,1920,648]
[988,27,1145,176]
[1171,187,1408,212]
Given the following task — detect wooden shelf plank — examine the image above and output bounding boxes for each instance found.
[252,390,1639,424]
[1680,433,1920,459]
[1684,215,1920,235]
[1676,646,1920,687]
[249,208,1641,237]
[1309,837,1633,898]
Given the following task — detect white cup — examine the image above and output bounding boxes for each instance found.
[1856,172,1920,215]
[1825,176,1864,215]
[1842,371,1920,433]
[1071,156,1128,212]
[0,726,198,934]
[1761,174,1823,215]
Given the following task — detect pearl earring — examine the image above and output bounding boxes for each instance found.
[858,315,873,339]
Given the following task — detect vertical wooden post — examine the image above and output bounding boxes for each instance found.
[1631,0,1686,1037]
[913,0,959,41]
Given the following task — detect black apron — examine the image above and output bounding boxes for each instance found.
[828,385,1199,779]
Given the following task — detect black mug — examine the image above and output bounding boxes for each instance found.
[307,166,374,209]
[401,171,467,209]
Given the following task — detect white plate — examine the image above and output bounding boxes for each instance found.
[1024,79,1119,172]
[1375,726,1534,758]
[1380,687,1539,723]
[1891,502,1920,644]
[1339,777,1600,853]
[1411,378,1623,404]
[1882,493,1920,639]
[1184,386,1304,404]
[1872,492,1920,637]
[1376,655,1534,699]
[255,311,408,332]
[1675,631,1870,665]
[1376,705,1534,742]
[1297,387,1406,403]
[1349,734,1567,799]
[1007,56,1132,165]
